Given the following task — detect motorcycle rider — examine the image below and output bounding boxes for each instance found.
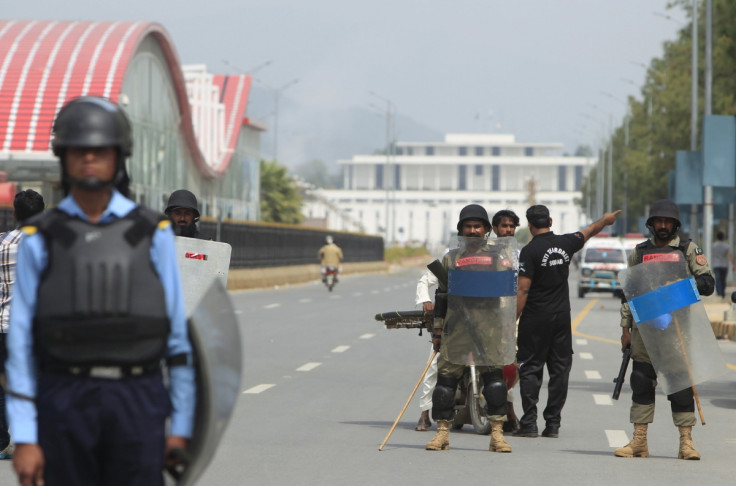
[318,235,343,283]
[165,189,206,239]
[426,204,516,453]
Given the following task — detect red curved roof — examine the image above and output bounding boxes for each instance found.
[0,19,251,178]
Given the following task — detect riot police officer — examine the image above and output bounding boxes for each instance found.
[614,199,714,460]
[165,189,205,239]
[5,97,195,485]
[426,204,517,453]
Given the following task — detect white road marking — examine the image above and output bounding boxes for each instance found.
[579,352,593,360]
[296,362,321,372]
[264,303,281,309]
[593,394,613,405]
[605,429,629,448]
[576,338,588,346]
[234,310,242,314]
[352,292,363,297]
[584,370,602,380]
[298,298,312,303]
[371,290,380,294]
[360,333,375,339]
[332,345,350,353]
[243,384,275,394]
[329,294,342,299]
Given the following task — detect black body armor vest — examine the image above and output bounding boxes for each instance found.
[33,207,170,367]
[634,239,689,265]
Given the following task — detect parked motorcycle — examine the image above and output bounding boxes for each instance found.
[452,362,519,435]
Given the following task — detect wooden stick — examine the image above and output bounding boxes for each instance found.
[378,350,438,451]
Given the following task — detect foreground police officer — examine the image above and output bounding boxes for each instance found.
[614,199,714,460]
[514,205,619,438]
[6,97,195,485]
[426,204,516,453]
[165,189,206,239]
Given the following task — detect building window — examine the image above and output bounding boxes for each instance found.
[426,146,435,156]
[491,165,500,190]
[376,164,384,189]
[475,146,483,156]
[558,165,567,191]
[474,164,483,176]
[459,146,467,156]
[492,146,501,156]
[395,147,403,155]
[458,165,467,190]
[394,164,401,189]
[348,165,353,190]
[524,146,534,156]
[407,146,414,156]
[574,166,583,190]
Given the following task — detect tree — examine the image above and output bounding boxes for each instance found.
[260,159,303,224]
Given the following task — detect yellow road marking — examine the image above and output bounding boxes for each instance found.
[571,297,736,370]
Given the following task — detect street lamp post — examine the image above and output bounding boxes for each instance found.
[257,78,299,161]
[369,91,397,246]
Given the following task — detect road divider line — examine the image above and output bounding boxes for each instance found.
[575,338,588,346]
[298,298,312,303]
[571,298,619,345]
[593,394,613,405]
[584,370,602,380]
[296,362,321,372]
[264,303,281,309]
[605,429,629,448]
[579,352,593,360]
[243,384,275,394]
[332,345,350,353]
[360,333,375,339]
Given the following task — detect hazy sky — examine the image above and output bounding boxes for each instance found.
[5,0,687,157]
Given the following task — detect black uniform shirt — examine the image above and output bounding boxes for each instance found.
[519,231,585,315]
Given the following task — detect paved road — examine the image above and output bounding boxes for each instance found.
[0,269,734,485]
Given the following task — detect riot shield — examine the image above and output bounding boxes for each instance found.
[443,236,518,367]
[174,278,243,486]
[175,237,232,316]
[619,257,727,395]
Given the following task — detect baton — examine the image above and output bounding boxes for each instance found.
[378,350,438,451]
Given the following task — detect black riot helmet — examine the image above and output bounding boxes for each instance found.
[646,199,681,241]
[51,97,133,196]
[165,190,201,222]
[646,199,681,229]
[456,204,491,232]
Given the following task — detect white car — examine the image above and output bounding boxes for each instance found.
[577,238,628,298]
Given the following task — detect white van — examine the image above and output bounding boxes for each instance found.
[577,238,628,298]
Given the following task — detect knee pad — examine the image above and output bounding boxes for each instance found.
[431,375,458,420]
[481,371,508,415]
[668,388,694,413]
[630,362,656,405]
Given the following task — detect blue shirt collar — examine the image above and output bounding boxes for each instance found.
[58,189,136,223]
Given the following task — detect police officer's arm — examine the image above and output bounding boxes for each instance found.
[578,210,622,242]
[516,275,531,320]
[619,247,637,352]
[151,224,195,447]
[686,242,715,296]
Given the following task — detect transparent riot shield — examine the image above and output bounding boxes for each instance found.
[619,258,727,395]
[443,236,518,367]
[175,278,242,486]
[175,237,232,316]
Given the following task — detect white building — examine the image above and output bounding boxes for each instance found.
[303,133,594,251]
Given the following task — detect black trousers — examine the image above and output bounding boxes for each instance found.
[516,311,573,428]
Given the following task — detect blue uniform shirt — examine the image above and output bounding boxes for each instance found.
[5,190,196,443]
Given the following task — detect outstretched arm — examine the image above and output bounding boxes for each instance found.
[579,210,622,242]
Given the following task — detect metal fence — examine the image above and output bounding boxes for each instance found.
[0,207,384,268]
[200,220,384,268]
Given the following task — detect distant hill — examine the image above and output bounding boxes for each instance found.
[246,86,442,173]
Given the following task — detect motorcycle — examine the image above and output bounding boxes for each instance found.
[452,362,519,435]
[323,266,338,291]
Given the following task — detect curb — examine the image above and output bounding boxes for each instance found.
[227,261,390,290]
